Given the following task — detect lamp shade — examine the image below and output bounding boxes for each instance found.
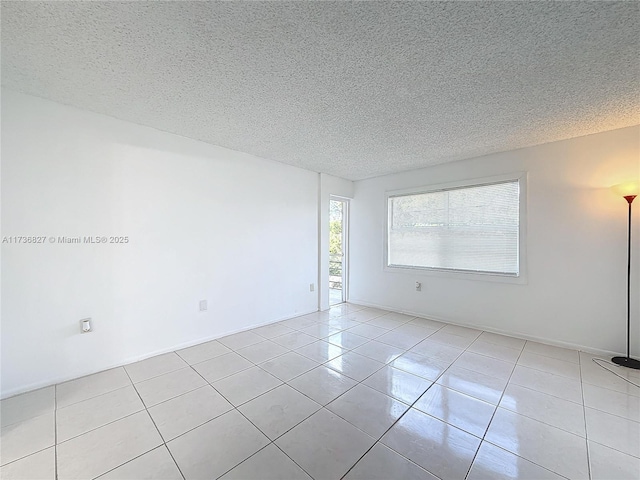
[611,181,640,198]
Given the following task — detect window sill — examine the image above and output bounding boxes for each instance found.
[384,264,528,285]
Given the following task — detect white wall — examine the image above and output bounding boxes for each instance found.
[1,90,319,397]
[350,126,640,356]
[319,174,354,311]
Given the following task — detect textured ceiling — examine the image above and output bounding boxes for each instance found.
[2,1,639,180]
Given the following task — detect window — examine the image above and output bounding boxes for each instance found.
[387,180,521,276]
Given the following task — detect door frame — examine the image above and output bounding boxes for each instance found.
[330,196,350,304]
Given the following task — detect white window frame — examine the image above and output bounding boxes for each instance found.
[384,172,528,284]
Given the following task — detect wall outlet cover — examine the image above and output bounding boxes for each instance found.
[80,318,92,333]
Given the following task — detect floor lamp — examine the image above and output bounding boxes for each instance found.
[611,181,640,370]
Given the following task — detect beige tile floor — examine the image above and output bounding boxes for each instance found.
[1,303,639,479]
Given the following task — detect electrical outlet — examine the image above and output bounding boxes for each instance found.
[81,318,92,333]
[309,283,315,292]
[199,300,208,311]
[415,281,422,292]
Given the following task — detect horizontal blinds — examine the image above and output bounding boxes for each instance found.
[388,181,519,275]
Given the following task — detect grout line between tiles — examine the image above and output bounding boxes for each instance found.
[186,361,316,479]
[0,445,56,471]
[124,360,189,385]
[176,325,580,475]
[461,341,575,480]
[322,321,463,476]
[581,401,640,423]
[91,445,170,480]
[15,304,631,480]
[462,339,523,479]
[494,385,587,435]
[338,353,453,478]
[186,312,416,477]
[579,351,593,480]
[121,365,187,480]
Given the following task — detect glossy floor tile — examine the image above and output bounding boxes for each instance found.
[523,341,579,364]
[439,324,482,339]
[294,340,345,363]
[381,408,481,480]
[258,351,318,381]
[517,350,581,380]
[582,383,640,422]
[147,385,233,441]
[326,331,370,350]
[57,411,163,479]
[477,331,526,350]
[393,322,439,339]
[288,365,357,405]
[299,323,342,339]
[325,351,385,382]
[276,408,375,479]
[588,441,640,480]
[0,446,55,480]
[97,445,182,479]
[467,339,521,363]
[0,412,55,466]
[271,331,317,350]
[134,367,206,407]
[326,384,408,438]
[238,384,321,440]
[3,303,639,479]
[353,339,405,363]
[363,365,433,405]
[584,407,640,458]
[55,367,131,408]
[347,323,388,339]
[191,351,253,383]
[485,408,589,479]
[251,322,296,340]
[499,383,586,437]
[428,330,476,349]
[167,409,269,479]
[124,352,188,383]
[219,444,311,480]
[409,339,464,364]
[366,315,405,329]
[467,442,564,480]
[176,339,231,365]
[56,385,144,442]
[453,351,515,381]
[410,316,446,330]
[436,364,508,405]
[217,330,264,350]
[581,352,640,388]
[375,330,423,349]
[509,364,584,403]
[0,387,55,428]
[235,340,288,365]
[391,351,450,381]
[212,366,282,406]
[413,384,496,438]
[344,443,437,480]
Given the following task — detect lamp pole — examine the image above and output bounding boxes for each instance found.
[612,193,640,369]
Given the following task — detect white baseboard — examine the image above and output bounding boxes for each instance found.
[348,298,625,358]
[1,308,318,400]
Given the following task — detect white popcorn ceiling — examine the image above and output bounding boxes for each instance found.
[1,1,639,180]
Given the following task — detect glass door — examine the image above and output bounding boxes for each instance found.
[329,198,348,305]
